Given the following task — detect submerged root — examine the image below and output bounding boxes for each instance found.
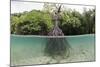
[44,38,71,60]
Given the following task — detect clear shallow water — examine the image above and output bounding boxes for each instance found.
[11,34,95,66]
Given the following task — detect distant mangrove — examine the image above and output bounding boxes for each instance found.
[11,4,95,35]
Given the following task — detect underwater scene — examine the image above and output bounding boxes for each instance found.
[11,34,95,66]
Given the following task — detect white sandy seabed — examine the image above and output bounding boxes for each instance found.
[11,44,95,66]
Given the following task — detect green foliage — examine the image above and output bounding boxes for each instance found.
[61,16,81,35]
[11,8,95,35]
[11,16,20,34]
[11,10,53,35]
[82,9,95,34]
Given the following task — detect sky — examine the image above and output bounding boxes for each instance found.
[11,1,95,14]
[11,0,96,5]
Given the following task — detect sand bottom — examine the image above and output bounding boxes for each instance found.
[11,46,95,66]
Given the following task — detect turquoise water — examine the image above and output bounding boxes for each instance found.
[11,34,95,66]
